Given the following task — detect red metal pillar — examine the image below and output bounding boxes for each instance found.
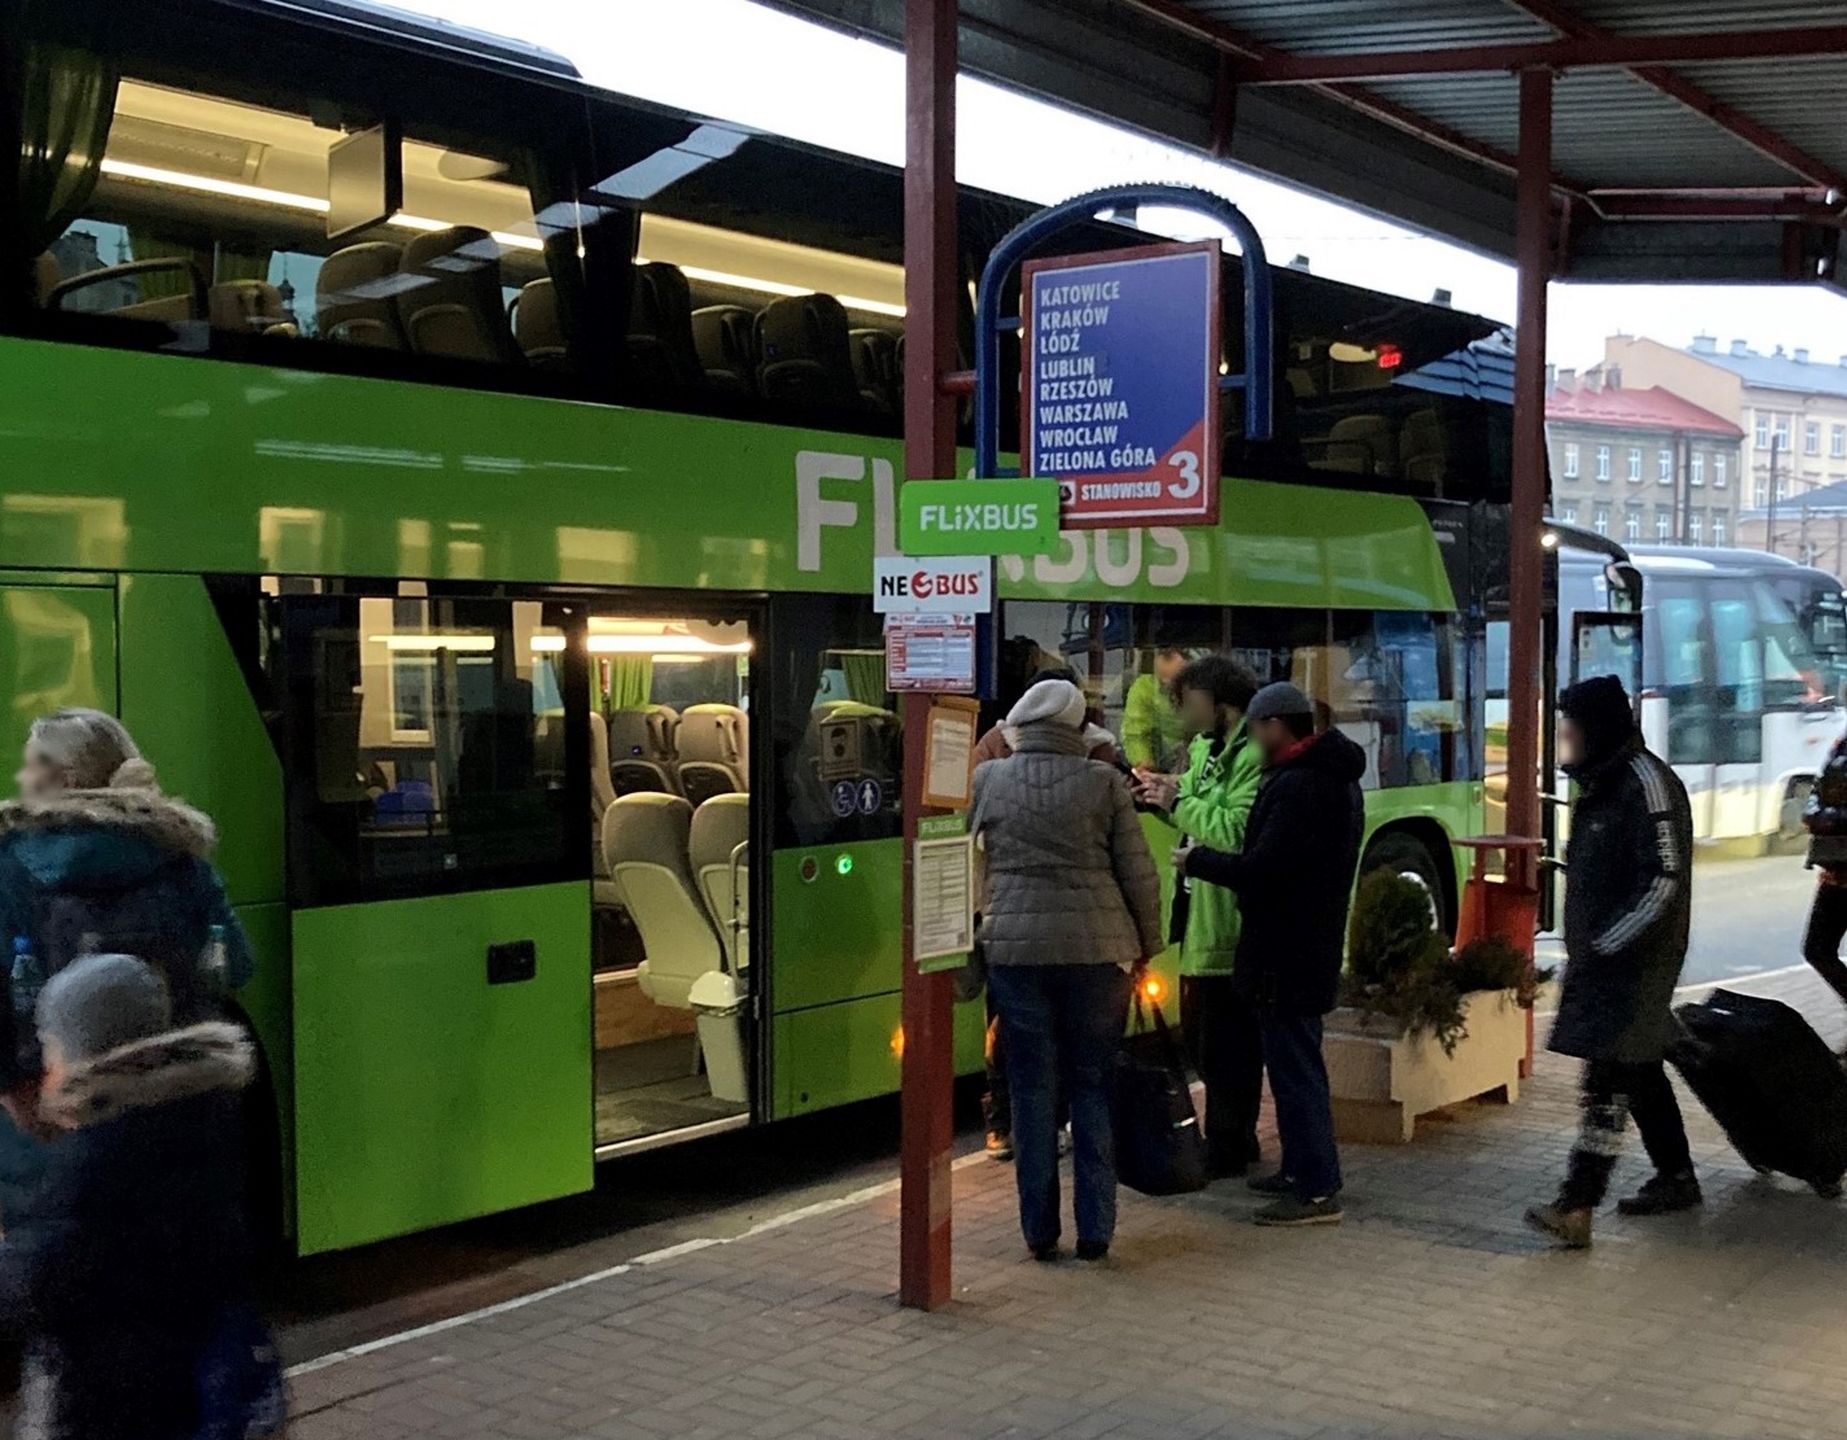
[898,0,958,1313]
[1504,67,1552,877]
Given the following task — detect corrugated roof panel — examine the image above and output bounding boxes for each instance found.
[1668,57,1847,182]
[1360,68,1797,189]
[1194,0,1552,54]
[1567,0,1847,31]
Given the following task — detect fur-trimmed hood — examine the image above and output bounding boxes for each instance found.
[0,787,217,888]
[42,1021,254,1131]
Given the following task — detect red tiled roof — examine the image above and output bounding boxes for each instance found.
[1545,383,1742,438]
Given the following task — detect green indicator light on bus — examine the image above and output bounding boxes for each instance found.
[835,854,854,876]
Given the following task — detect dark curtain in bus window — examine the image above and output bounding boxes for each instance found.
[278,593,583,904]
[771,596,901,849]
[13,43,118,270]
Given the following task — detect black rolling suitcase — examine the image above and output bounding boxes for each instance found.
[1669,988,1847,1193]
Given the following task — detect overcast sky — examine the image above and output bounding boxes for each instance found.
[404,0,1847,372]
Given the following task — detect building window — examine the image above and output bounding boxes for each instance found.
[1563,442,1579,478]
[1775,414,1793,451]
[1627,447,1642,482]
[1714,454,1728,488]
[1756,412,1771,449]
[1658,447,1674,484]
[1595,445,1611,481]
[1689,511,1703,543]
[1834,426,1846,460]
[1593,503,1611,537]
[1624,508,1641,541]
[1712,514,1727,545]
[1560,503,1579,525]
[1656,510,1672,540]
[1806,421,1822,457]
[1690,452,1705,486]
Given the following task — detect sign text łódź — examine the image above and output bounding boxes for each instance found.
[1022,239,1220,529]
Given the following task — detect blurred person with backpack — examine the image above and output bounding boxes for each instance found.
[0,709,250,1212]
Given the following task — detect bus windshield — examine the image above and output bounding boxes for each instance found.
[1751,580,1828,708]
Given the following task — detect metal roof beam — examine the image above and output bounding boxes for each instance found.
[1224,25,1847,85]
[1501,0,1847,196]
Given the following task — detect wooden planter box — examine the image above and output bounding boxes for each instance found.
[1322,988,1525,1144]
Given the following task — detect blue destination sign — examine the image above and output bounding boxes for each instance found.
[1021,239,1221,529]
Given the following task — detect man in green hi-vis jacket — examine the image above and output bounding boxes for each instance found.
[1121,644,1189,773]
[1136,654,1265,1177]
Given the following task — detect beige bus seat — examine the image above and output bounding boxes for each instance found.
[1305,414,1394,476]
[627,262,704,392]
[605,794,722,1010]
[513,278,567,367]
[396,227,515,362]
[209,281,290,335]
[677,703,748,806]
[33,252,59,307]
[692,304,757,395]
[607,705,679,794]
[588,711,620,905]
[849,328,898,413]
[1400,409,1448,487]
[317,242,406,348]
[690,793,750,974]
[756,294,859,409]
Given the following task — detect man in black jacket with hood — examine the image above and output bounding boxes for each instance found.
[1178,682,1365,1228]
[1526,674,1697,1250]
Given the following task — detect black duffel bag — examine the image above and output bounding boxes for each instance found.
[1113,993,1208,1197]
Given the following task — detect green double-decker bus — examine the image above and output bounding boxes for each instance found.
[1,0,1513,1254]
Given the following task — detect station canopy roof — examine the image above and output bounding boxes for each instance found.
[767,1,1847,291]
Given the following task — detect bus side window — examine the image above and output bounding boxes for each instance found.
[772,597,902,849]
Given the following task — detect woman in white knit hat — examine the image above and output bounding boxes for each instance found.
[971,678,1164,1262]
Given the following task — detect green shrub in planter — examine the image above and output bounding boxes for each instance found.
[1451,934,1554,1009]
[1342,869,1466,1055]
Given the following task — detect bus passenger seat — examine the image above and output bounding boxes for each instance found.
[756,294,859,410]
[1307,414,1394,475]
[589,711,621,905]
[627,262,704,393]
[33,252,59,307]
[396,226,516,363]
[317,242,407,348]
[608,705,679,795]
[692,305,758,395]
[513,279,568,367]
[209,281,289,335]
[849,328,898,413]
[690,793,750,974]
[605,794,723,1011]
[677,703,748,806]
[1400,409,1448,486]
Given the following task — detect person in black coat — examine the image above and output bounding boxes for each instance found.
[1526,674,1697,1250]
[0,952,257,1440]
[1176,682,1365,1228]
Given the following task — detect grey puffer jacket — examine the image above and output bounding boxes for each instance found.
[971,723,1164,968]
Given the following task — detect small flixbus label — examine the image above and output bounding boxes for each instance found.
[899,479,1062,557]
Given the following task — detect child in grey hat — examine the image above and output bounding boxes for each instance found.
[0,953,265,1440]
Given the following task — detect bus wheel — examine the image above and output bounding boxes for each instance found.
[1361,831,1449,937]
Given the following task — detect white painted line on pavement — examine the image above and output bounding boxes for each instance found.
[286,1150,991,1380]
[1534,962,1810,1020]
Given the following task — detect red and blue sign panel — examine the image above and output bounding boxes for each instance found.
[1021,239,1221,529]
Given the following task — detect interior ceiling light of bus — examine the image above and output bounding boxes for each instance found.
[366,634,497,651]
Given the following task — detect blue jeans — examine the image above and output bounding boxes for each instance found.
[1262,1013,1342,1201]
[988,963,1132,1249]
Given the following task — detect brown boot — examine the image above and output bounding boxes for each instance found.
[1524,1203,1593,1249]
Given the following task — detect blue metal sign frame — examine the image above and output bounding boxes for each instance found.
[973,184,1275,494]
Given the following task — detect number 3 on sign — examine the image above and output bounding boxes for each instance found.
[1166,450,1201,500]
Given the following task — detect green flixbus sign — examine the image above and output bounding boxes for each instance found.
[899,479,1063,556]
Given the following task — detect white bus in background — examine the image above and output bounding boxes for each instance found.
[1559,545,1845,849]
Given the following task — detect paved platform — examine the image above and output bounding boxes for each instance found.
[289,967,1847,1440]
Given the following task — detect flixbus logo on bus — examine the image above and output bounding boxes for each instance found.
[794,448,1191,592]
